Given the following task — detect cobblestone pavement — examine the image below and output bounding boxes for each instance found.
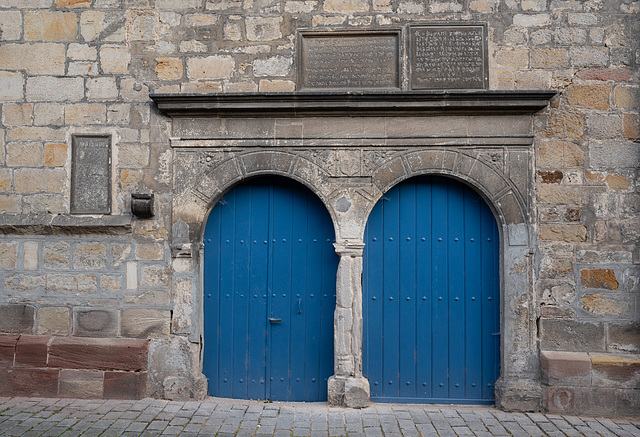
[0,397,639,437]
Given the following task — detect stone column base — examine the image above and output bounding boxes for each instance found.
[327,375,370,408]
[495,377,542,411]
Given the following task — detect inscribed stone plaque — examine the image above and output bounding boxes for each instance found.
[71,135,111,214]
[299,31,400,90]
[410,24,488,90]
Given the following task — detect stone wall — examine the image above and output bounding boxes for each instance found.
[0,0,638,416]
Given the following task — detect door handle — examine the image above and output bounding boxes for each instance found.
[269,318,282,323]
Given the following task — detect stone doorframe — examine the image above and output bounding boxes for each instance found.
[151,91,554,409]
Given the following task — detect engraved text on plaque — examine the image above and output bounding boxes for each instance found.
[71,135,111,214]
[299,31,400,90]
[410,25,487,90]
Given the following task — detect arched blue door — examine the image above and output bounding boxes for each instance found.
[203,176,337,402]
[363,176,500,404]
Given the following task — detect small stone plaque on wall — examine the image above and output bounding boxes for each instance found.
[298,30,401,90]
[410,24,488,90]
[71,135,111,214]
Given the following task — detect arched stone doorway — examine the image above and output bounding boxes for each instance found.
[202,176,338,402]
[152,91,554,409]
[363,175,500,404]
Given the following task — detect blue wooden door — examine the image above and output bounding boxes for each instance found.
[203,176,337,402]
[363,176,500,404]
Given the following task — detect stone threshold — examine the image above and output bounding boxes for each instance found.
[150,90,557,117]
[0,213,132,235]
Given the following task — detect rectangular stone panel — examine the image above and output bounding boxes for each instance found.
[298,30,400,90]
[71,135,111,214]
[410,24,488,90]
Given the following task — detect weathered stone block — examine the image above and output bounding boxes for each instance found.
[565,84,611,110]
[0,334,19,366]
[135,243,164,260]
[0,368,59,397]
[141,266,170,287]
[0,242,18,269]
[253,56,293,77]
[26,76,84,101]
[24,11,78,41]
[34,103,64,126]
[155,57,183,80]
[74,308,118,337]
[616,388,640,418]
[5,274,46,293]
[0,43,66,76]
[540,319,605,352]
[614,86,639,110]
[588,114,621,139]
[543,386,574,414]
[15,335,50,368]
[100,45,131,74]
[49,337,149,371]
[246,16,282,41]
[125,290,171,306]
[44,143,67,167]
[543,111,584,140]
[577,68,633,82]
[37,307,70,336]
[186,55,234,80]
[608,323,640,354]
[2,103,34,126]
[0,71,24,101]
[496,50,529,69]
[589,142,640,170]
[46,273,98,296]
[539,186,582,205]
[7,142,43,167]
[104,371,147,399]
[258,79,296,92]
[121,309,171,338]
[623,113,639,140]
[591,353,640,389]
[0,304,35,334]
[118,144,150,168]
[65,103,107,125]
[323,0,368,12]
[74,243,107,270]
[59,369,104,398]
[541,351,591,386]
[580,268,618,290]
[570,46,609,67]
[100,275,122,291]
[0,195,21,213]
[0,11,23,41]
[43,241,70,269]
[539,224,586,242]
[86,77,118,100]
[573,386,617,417]
[581,294,630,317]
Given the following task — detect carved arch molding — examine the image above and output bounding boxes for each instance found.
[152,91,554,250]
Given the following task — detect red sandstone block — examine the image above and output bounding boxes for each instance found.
[15,335,50,368]
[0,368,59,397]
[543,386,575,414]
[48,337,149,371]
[591,353,640,389]
[541,350,591,386]
[576,68,633,82]
[0,335,19,366]
[103,371,147,400]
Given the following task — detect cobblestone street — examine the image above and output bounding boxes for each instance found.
[0,397,638,437]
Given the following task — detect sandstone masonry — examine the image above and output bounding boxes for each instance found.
[0,0,637,418]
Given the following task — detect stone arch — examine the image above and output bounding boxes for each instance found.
[172,150,337,245]
[369,149,528,231]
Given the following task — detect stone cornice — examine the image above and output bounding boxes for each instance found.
[150,90,556,117]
